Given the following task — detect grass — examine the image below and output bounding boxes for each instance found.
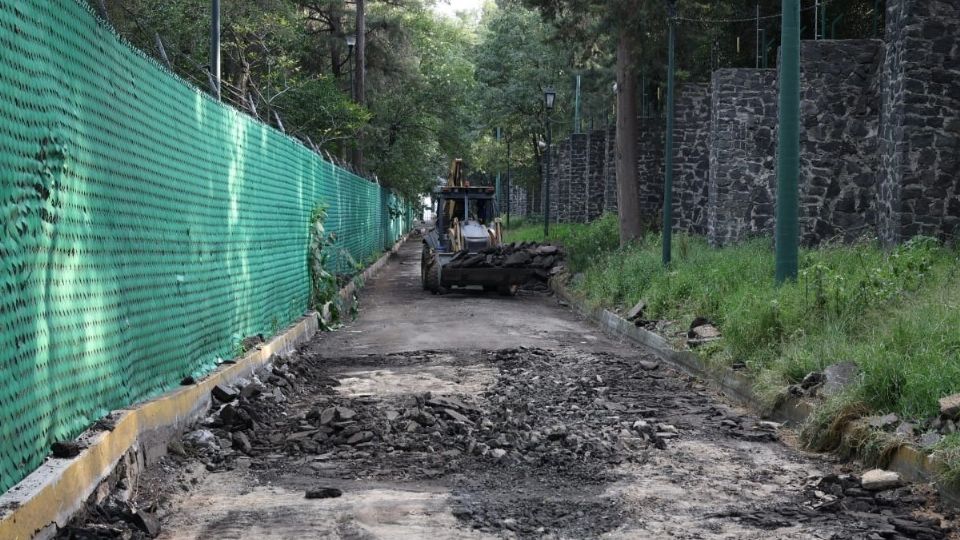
[506,214,960,426]
[932,434,960,488]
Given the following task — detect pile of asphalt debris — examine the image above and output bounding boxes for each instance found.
[179,348,673,482]
[713,472,949,539]
[445,242,564,275]
[57,347,956,539]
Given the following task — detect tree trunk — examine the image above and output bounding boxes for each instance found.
[352,0,366,171]
[615,28,643,245]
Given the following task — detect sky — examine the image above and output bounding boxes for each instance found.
[432,0,485,17]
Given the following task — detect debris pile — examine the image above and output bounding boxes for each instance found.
[445,242,564,275]
[714,472,948,538]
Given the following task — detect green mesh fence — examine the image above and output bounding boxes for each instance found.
[0,0,413,493]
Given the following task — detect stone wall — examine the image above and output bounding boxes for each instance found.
[878,0,960,244]
[707,69,779,246]
[672,84,712,235]
[586,129,607,222]
[542,0,960,245]
[603,125,618,214]
[506,183,528,218]
[637,118,665,224]
[800,40,883,245]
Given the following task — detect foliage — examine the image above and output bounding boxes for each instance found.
[309,204,341,328]
[932,434,960,488]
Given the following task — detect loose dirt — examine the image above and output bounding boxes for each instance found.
[57,239,957,539]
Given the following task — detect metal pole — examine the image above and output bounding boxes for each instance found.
[495,127,502,211]
[506,138,512,228]
[574,74,582,134]
[544,120,552,237]
[349,46,356,101]
[776,0,800,283]
[755,3,760,69]
[210,0,221,100]
[663,3,676,267]
[814,0,819,40]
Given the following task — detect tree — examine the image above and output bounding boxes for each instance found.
[472,3,570,197]
[517,0,666,245]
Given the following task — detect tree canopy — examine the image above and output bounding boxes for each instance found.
[96,0,885,203]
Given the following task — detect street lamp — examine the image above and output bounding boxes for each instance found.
[543,87,556,237]
[345,35,357,101]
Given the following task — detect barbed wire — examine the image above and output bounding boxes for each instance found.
[674,0,834,24]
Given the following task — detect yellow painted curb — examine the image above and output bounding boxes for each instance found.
[0,233,411,540]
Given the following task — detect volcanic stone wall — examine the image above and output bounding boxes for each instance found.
[672,84,712,235]
[637,118,665,224]
[544,0,959,244]
[799,39,883,245]
[877,0,960,244]
[707,69,779,246]
[506,183,528,218]
[586,129,607,222]
[603,125,618,214]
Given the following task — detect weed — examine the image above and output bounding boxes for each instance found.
[932,434,960,488]
[309,204,341,329]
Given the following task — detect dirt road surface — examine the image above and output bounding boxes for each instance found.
[62,238,955,539]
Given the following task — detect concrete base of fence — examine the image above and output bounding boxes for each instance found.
[550,275,960,508]
[0,233,411,540]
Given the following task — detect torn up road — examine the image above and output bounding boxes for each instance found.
[61,239,956,539]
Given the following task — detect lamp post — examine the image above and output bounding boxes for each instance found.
[543,87,556,237]
[210,0,221,100]
[345,35,356,101]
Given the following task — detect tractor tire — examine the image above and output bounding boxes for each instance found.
[420,245,431,290]
[498,284,518,296]
[424,251,443,294]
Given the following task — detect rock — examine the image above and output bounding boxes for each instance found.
[51,441,82,458]
[335,407,357,421]
[503,251,531,267]
[822,362,860,397]
[895,422,915,437]
[305,487,343,499]
[232,432,252,454]
[184,429,218,450]
[757,421,781,431]
[442,408,472,424]
[860,469,902,491]
[319,407,337,425]
[689,324,721,340]
[637,361,659,371]
[240,384,263,400]
[866,413,899,429]
[211,384,238,402]
[385,409,400,421]
[167,439,187,457]
[346,431,374,445]
[939,393,960,419]
[427,396,471,411]
[625,300,647,321]
[535,245,559,256]
[129,509,161,537]
[800,371,825,389]
[920,431,941,448]
[490,448,507,460]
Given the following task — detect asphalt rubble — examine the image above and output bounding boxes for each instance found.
[56,346,958,539]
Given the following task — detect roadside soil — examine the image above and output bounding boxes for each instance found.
[59,238,958,539]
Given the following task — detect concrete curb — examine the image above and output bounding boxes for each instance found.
[551,276,960,507]
[0,233,410,540]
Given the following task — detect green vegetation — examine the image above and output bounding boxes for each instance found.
[507,217,960,425]
[932,434,960,488]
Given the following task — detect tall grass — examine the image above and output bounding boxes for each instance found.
[510,215,960,421]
